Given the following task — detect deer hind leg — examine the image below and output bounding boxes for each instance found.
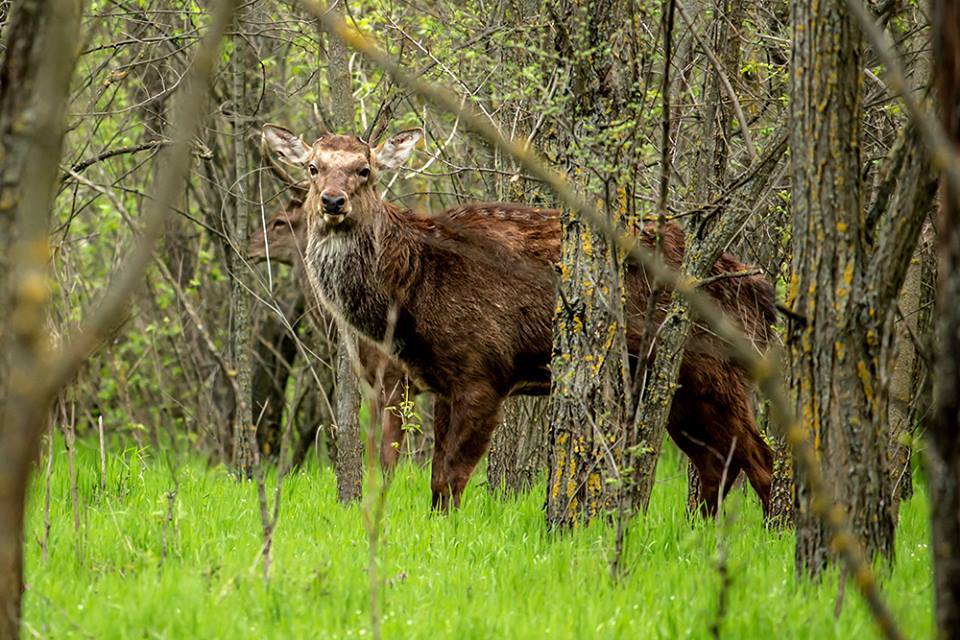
[667,392,738,517]
[432,383,503,512]
[668,360,773,517]
[704,364,773,517]
[430,397,452,511]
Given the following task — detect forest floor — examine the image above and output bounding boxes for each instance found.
[26,437,931,639]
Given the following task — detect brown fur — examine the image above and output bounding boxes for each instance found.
[268,131,776,514]
[247,199,418,469]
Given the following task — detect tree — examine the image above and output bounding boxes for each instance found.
[787,0,935,576]
[930,0,960,631]
[0,0,237,633]
[544,0,638,528]
[325,0,363,503]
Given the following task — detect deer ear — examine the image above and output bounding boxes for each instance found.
[262,124,311,166]
[374,129,422,170]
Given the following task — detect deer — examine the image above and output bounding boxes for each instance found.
[261,122,777,515]
[247,198,422,470]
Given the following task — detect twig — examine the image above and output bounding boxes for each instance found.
[674,1,758,162]
[61,139,168,183]
[97,415,106,495]
[695,268,762,288]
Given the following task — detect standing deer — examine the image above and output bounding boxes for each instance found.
[261,123,776,514]
[247,199,422,469]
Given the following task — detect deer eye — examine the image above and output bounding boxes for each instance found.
[358,167,370,178]
[308,164,318,176]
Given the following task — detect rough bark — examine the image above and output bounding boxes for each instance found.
[228,11,255,477]
[931,0,960,633]
[488,397,548,494]
[544,0,634,529]
[787,0,923,575]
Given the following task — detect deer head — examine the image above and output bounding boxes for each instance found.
[261,124,421,230]
[247,199,308,265]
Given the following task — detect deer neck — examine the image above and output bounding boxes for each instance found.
[304,209,394,344]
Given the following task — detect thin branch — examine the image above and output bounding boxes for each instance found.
[61,139,168,182]
[675,1,758,162]
[40,0,239,402]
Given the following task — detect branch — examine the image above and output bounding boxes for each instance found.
[301,3,904,638]
[61,139,169,183]
[846,0,960,197]
[675,1,758,162]
[40,0,239,402]
[695,268,762,288]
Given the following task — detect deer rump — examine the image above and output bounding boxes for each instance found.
[306,200,775,515]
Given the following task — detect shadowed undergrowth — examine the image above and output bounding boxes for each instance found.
[25,438,931,638]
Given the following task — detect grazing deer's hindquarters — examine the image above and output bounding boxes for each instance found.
[261,123,777,514]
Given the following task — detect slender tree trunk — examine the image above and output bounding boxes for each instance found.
[0,0,83,634]
[325,0,362,502]
[488,397,548,494]
[229,10,254,477]
[931,0,960,632]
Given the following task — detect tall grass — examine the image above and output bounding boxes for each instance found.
[25,437,931,638]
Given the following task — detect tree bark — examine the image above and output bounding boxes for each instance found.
[788,0,918,576]
[544,0,634,529]
[931,0,960,633]
[488,397,548,494]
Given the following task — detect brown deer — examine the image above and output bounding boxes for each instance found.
[247,198,421,469]
[261,123,776,515]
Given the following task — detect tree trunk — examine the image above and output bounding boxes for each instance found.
[544,0,634,529]
[228,11,254,477]
[0,0,83,634]
[787,0,902,575]
[488,397,548,494]
[930,0,960,632]
[324,1,362,501]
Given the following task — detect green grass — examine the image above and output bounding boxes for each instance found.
[25,438,932,639]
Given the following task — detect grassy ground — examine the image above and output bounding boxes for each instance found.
[25,437,931,639]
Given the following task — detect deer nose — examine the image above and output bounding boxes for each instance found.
[321,191,346,213]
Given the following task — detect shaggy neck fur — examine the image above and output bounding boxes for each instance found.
[303,190,420,348]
